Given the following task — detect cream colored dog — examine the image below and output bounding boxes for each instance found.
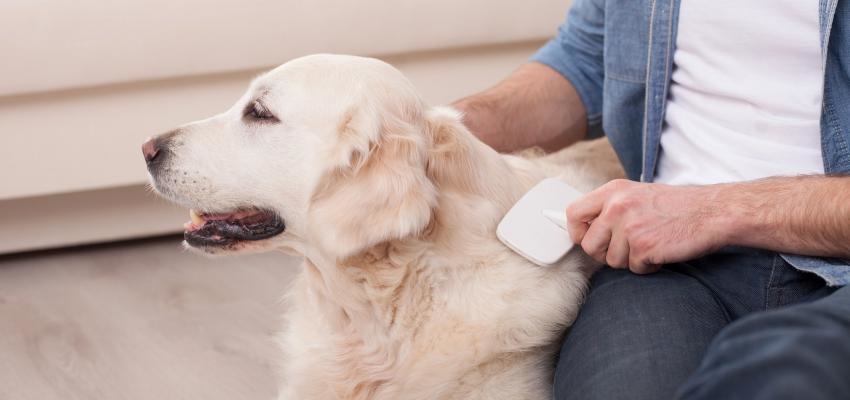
[143,54,623,400]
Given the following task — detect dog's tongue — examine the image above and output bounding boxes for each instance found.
[184,209,262,232]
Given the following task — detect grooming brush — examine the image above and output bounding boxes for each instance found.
[497,178,584,266]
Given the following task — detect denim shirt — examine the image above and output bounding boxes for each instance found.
[533,0,850,286]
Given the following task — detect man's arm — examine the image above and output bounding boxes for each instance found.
[566,176,850,274]
[453,62,588,153]
[725,176,850,258]
[453,0,606,153]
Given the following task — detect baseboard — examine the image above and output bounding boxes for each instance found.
[0,184,185,255]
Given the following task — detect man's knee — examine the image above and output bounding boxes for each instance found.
[553,268,728,400]
[679,286,850,400]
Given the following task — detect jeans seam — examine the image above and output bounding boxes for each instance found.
[764,254,782,309]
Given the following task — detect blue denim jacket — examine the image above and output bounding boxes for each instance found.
[533,0,850,286]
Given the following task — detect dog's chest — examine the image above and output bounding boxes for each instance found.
[281,251,589,400]
[292,330,488,400]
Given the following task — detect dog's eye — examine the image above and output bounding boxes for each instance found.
[244,101,278,122]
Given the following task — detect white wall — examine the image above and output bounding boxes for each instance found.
[0,0,571,254]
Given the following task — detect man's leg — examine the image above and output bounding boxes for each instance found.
[552,267,731,400]
[677,284,850,400]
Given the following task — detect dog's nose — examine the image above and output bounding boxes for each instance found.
[142,137,161,164]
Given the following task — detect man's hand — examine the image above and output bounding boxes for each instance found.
[567,176,850,274]
[566,179,729,273]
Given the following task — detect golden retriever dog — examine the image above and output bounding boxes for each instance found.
[143,54,623,400]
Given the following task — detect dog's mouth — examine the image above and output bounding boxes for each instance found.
[183,208,285,248]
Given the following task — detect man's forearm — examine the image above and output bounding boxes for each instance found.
[720,175,850,259]
[566,175,849,273]
[452,62,588,153]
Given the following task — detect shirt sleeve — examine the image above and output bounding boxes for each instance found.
[531,0,606,138]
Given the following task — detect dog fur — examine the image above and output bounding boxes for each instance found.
[146,54,624,400]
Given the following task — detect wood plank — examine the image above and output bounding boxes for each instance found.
[0,237,299,400]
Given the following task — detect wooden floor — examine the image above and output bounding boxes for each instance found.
[0,236,300,400]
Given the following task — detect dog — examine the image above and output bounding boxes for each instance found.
[143,54,623,400]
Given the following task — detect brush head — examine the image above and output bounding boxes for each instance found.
[497,178,584,266]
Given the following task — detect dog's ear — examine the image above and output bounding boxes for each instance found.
[307,108,437,260]
[424,106,530,211]
[424,105,519,200]
[423,106,480,191]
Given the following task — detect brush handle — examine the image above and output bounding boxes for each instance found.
[541,209,568,230]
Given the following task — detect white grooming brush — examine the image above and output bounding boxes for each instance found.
[497,178,584,266]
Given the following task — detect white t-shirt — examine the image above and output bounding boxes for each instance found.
[654,0,825,186]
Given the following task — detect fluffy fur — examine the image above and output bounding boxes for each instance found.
[147,54,624,400]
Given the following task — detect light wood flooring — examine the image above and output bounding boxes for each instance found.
[0,236,300,400]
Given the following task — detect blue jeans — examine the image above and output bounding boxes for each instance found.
[553,247,850,400]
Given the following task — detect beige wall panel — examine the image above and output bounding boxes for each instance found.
[0,0,567,96]
[0,185,186,254]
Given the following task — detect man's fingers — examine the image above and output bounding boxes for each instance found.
[567,179,631,234]
[605,230,630,268]
[628,255,663,274]
[580,221,612,264]
[566,196,602,243]
[567,211,590,244]
[566,195,604,226]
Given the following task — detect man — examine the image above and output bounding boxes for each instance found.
[453,0,850,399]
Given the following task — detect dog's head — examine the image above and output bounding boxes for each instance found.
[144,54,476,259]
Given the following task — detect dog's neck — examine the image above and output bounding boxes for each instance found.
[299,118,544,345]
[301,241,425,344]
